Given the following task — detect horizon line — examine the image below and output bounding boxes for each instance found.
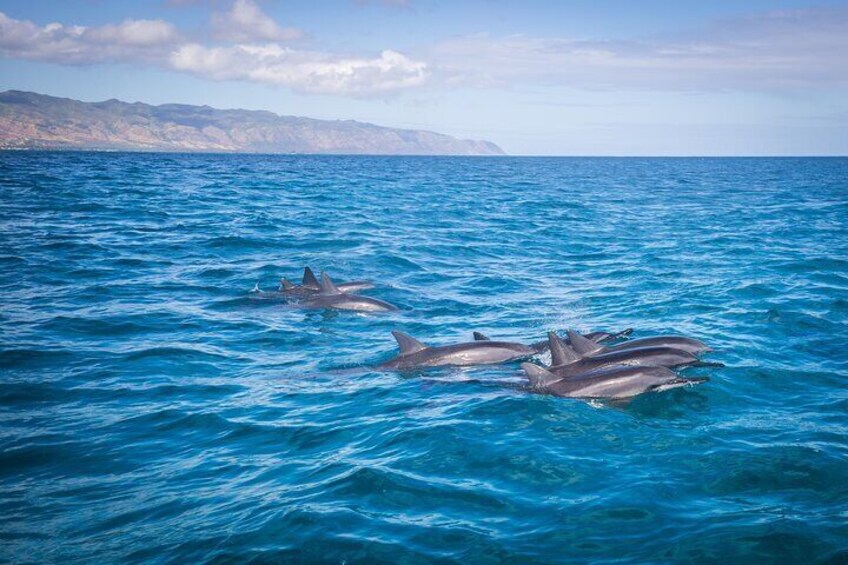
[1,149,846,158]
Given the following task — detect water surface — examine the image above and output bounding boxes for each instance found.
[1,153,847,563]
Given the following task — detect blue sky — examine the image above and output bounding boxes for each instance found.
[1,0,846,155]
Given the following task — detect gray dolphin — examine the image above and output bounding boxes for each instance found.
[299,273,398,312]
[544,332,702,377]
[248,267,374,301]
[567,330,711,357]
[299,267,374,293]
[380,330,537,370]
[471,331,548,354]
[472,328,633,352]
[521,362,706,399]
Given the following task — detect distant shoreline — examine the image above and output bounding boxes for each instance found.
[0,90,505,157]
[1,148,844,158]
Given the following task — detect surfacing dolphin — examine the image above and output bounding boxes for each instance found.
[380,330,537,370]
[297,267,374,294]
[299,273,397,312]
[248,267,375,301]
[472,328,633,352]
[471,332,547,354]
[543,332,702,377]
[567,330,711,357]
[521,362,706,399]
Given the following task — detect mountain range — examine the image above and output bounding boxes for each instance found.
[0,91,503,156]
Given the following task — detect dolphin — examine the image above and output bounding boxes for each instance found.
[379,330,537,370]
[567,328,634,343]
[521,362,707,399]
[567,330,711,357]
[472,328,633,352]
[299,267,374,293]
[543,332,702,377]
[299,273,397,312]
[471,331,548,354]
[247,267,374,301]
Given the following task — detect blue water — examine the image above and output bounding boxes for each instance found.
[1,153,847,563]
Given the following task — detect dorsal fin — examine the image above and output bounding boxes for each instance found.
[280,278,295,291]
[391,330,427,355]
[473,331,491,341]
[302,266,320,288]
[521,362,560,390]
[319,273,342,294]
[567,330,605,357]
[549,331,579,366]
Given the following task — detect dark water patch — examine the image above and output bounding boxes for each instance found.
[0,348,76,370]
[0,382,77,405]
[0,255,27,268]
[0,439,138,478]
[37,315,149,337]
[701,444,848,499]
[122,345,234,363]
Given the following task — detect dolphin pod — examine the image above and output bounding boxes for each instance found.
[250,266,375,300]
[377,328,717,400]
[517,331,712,399]
[291,266,375,294]
[248,267,720,400]
[250,267,393,312]
[472,328,634,352]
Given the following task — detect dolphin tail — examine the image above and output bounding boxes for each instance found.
[611,328,634,340]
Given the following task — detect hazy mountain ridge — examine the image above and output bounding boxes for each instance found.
[0,91,504,155]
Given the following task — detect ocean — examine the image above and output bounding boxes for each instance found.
[1,152,847,563]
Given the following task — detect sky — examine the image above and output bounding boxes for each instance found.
[0,0,846,155]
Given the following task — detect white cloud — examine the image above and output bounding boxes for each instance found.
[428,7,848,92]
[170,43,428,95]
[0,6,427,96]
[211,0,302,43]
[0,11,179,64]
[85,19,179,47]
